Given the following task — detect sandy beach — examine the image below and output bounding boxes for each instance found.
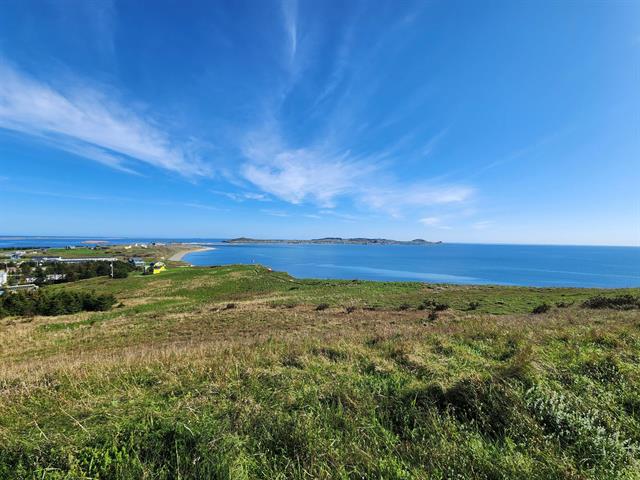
[169,246,215,262]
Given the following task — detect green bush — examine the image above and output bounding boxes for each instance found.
[532,303,550,314]
[418,299,449,311]
[0,290,116,318]
[582,295,640,310]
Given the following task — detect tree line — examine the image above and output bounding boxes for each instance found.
[8,260,137,285]
[0,290,116,318]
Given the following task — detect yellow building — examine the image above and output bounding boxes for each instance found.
[150,262,166,274]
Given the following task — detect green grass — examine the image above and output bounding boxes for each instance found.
[24,243,195,263]
[43,247,113,258]
[47,264,640,315]
[1,265,639,479]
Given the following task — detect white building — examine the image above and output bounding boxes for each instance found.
[0,270,7,286]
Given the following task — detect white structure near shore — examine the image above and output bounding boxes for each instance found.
[0,270,7,286]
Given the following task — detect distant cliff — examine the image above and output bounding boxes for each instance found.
[224,237,442,245]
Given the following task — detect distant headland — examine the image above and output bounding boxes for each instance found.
[224,237,442,245]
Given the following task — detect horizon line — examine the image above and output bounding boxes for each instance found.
[1,234,638,249]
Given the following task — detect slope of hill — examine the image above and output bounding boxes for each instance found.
[1,265,639,478]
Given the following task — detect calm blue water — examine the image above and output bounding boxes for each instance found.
[185,243,640,288]
[1,237,638,288]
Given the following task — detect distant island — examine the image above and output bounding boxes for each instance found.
[224,237,442,245]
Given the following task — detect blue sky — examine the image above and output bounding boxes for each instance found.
[0,0,638,245]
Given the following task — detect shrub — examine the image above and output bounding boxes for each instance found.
[39,260,135,284]
[112,263,131,278]
[525,386,633,469]
[420,377,522,439]
[555,301,573,308]
[345,306,356,314]
[532,303,550,314]
[418,299,449,311]
[467,301,480,311]
[0,290,116,318]
[315,303,329,311]
[397,303,411,311]
[581,295,640,310]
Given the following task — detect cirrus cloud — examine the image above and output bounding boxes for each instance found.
[0,60,210,177]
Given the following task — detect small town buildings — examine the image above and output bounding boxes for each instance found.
[129,257,146,268]
[31,256,64,264]
[59,257,117,264]
[46,273,66,282]
[150,262,166,274]
[5,284,39,293]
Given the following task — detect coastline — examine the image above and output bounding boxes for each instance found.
[169,246,215,262]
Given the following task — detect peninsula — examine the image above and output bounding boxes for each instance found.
[224,237,442,245]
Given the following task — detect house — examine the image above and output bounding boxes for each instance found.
[0,270,7,286]
[59,257,117,264]
[129,257,146,268]
[150,262,166,274]
[5,284,39,293]
[65,245,76,250]
[46,273,66,282]
[31,256,64,264]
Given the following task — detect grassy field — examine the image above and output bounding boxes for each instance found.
[25,244,197,265]
[1,265,640,479]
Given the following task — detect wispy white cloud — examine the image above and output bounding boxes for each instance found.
[472,220,493,230]
[244,192,270,201]
[359,183,474,217]
[281,0,298,67]
[180,202,223,211]
[419,216,453,230]
[318,209,360,222]
[239,123,473,215]
[210,190,271,202]
[419,216,441,226]
[3,185,224,211]
[241,127,374,207]
[261,209,290,217]
[0,60,211,177]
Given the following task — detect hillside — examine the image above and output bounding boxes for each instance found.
[1,265,640,478]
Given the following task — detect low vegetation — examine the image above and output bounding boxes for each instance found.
[1,265,639,478]
[582,294,640,310]
[0,290,116,318]
[40,260,135,283]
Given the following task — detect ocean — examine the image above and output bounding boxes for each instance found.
[1,237,638,288]
[185,242,640,288]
